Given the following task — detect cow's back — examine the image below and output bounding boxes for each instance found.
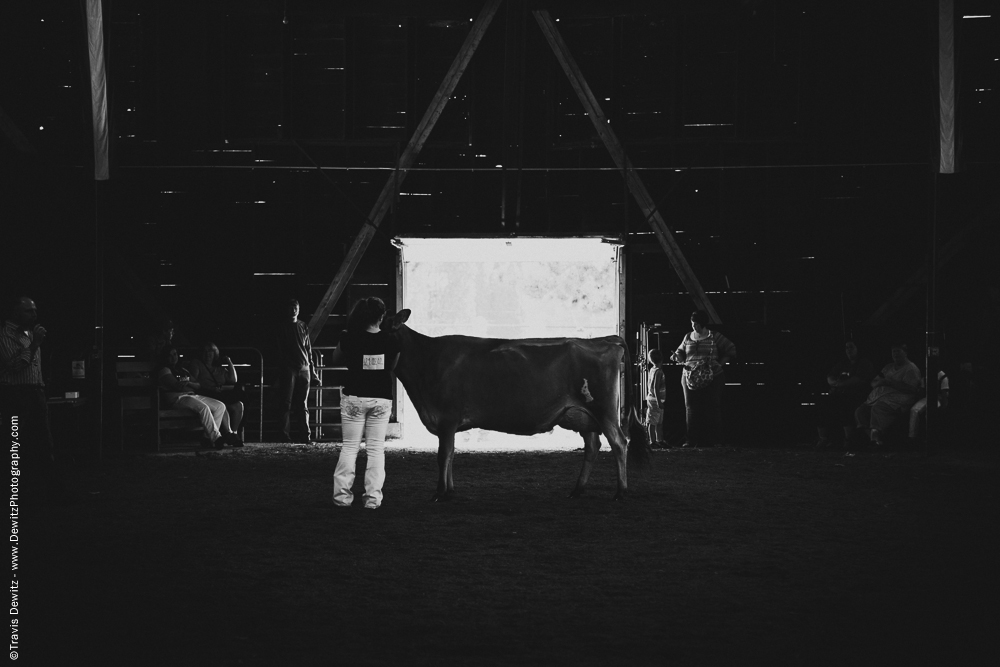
[395,327,625,436]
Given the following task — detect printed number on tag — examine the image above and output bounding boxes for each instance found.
[363,354,385,371]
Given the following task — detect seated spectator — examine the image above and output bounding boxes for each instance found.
[908,369,949,443]
[645,349,667,449]
[147,318,175,361]
[186,342,245,440]
[854,341,922,447]
[816,341,873,448]
[156,347,242,449]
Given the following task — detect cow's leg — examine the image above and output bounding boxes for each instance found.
[603,420,630,500]
[446,446,455,492]
[433,429,457,502]
[569,431,601,498]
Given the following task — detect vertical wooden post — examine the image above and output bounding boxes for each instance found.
[86,0,110,457]
[938,0,955,175]
[927,0,956,448]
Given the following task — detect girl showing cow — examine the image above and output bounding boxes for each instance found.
[330,297,400,509]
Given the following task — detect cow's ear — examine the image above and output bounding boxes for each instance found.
[389,309,411,330]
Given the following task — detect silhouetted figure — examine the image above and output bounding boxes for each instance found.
[188,342,245,440]
[0,295,69,504]
[156,346,241,449]
[147,318,175,361]
[816,341,874,448]
[671,310,736,448]
[330,297,400,509]
[645,348,667,449]
[855,341,921,447]
[275,299,319,443]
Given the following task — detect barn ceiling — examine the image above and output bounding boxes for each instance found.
[8,1,998,167]
[2,0,998,347]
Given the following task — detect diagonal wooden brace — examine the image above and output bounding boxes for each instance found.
[307,0,503,341]
[533,10,721,324]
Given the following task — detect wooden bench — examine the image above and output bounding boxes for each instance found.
[117,360,203,450]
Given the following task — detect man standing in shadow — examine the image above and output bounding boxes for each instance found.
[275,299,320,443]
[0,295,69,505]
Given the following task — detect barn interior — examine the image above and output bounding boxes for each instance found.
[2,0,997,452]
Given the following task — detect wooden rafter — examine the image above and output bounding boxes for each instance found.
[307,0,502,341]
[532,10,721,325]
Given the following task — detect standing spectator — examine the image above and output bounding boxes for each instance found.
[187,342,245,441]
[816,341,874,448]
[645,349,667,449]
[855,341,922,447]
[275,299,320,443]
[670,310,737,448]
[330,298,400,509]
[0,295,67,504]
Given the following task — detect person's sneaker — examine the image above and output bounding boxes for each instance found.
[213,436,226,449]
[199,436,213,450]
[227,433,244,448]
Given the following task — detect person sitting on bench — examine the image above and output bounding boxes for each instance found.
[186,342,245,441]
[854,341,922,447]
[156,347,242,449]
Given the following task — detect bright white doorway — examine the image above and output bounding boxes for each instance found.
[394,236,624,448]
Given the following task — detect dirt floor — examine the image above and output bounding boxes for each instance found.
[29,439,1000,666]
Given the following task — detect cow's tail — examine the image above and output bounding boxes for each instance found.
[621,338,652,470]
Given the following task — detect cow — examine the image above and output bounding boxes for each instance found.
[383,309,650,501]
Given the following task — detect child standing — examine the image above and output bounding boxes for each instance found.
[646,348,667,448]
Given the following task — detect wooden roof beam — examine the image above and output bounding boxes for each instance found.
[532,9,721,325]
[307,0,502,341]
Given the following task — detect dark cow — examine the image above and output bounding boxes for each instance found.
[383,309,649,501]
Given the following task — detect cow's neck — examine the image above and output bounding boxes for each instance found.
[394,325,432,391]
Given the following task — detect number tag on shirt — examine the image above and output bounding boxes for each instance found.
[363,354,385,371]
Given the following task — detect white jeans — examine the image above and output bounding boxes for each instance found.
[909,397,945,438]
[174,394,230,443]
[332,395,392,508]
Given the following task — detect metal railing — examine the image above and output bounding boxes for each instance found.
[310,346,345,441]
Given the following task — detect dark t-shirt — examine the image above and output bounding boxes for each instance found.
[827,355,874,397]
[276,320,312,371]
[340,330,400,400]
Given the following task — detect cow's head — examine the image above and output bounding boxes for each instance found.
[382,309,411,332]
